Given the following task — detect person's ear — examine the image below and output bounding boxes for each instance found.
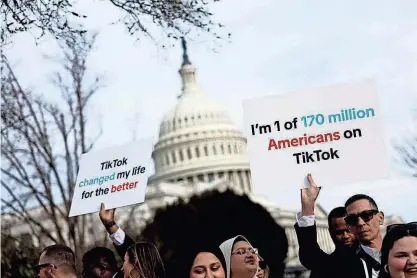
[378,211,384,225]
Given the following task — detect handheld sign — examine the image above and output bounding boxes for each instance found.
[242,79,389,196]
[68,138,153,217]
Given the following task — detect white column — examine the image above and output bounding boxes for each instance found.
[232,171,240,189]
[242,171,249,192]
[246,171,253,192]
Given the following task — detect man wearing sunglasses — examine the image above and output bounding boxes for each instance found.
[344,193,385,278]
[35,244,77,278]
[294,174,358,278]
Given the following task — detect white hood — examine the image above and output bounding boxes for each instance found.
[219,235,258,278]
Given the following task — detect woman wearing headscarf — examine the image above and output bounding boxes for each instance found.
[122,241,166,278]
[184,244,227,278]
[219,235,258,278]
[379,222,417,278]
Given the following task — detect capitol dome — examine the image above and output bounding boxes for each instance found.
[148,39,252,192]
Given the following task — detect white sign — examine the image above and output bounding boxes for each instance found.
[69,139,154,217]
[242,79,389,196]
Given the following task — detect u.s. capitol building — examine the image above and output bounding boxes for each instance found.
[1,42,402,278]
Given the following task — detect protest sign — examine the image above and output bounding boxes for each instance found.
[68,138,153,217]
[242,79,389,196]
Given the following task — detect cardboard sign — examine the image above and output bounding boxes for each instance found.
[68,139,153,217]
[242,79,389,196]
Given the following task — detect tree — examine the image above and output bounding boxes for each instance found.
[394,112,417,178]
[1,33,104,267]
[1,0,228,45]
[1,227,41,278]
[139,189,289,278]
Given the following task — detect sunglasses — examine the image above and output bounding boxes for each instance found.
[387,222,417,234]
[344,209,379,226]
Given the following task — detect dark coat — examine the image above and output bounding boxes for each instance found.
[294,223,380,278]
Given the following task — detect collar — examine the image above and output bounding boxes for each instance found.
[359,244,381,263]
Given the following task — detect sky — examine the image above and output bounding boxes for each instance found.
[3,0,417,221]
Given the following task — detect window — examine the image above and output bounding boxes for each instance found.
[208,173,214,182]
[220,144,225,155]
[187,148,192,159]
[227,144,232,154]
[197,174,204,182]
[195,147,200,158]
[187,177,193,183]
[165,154,169,165]
[204,146,208,156]
[218,172,224,178]
[172,152,177,163]
[234,144,238,154]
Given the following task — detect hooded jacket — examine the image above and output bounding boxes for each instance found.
[219,235,258,278]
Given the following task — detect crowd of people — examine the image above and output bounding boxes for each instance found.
[34,175,416,278]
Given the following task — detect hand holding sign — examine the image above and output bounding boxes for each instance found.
[300,174,321,216]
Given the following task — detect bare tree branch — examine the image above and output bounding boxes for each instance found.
[394,110,417,178]
[1,0,228,47]
[1,33,104,257]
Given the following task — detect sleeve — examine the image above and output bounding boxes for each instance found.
[295,212,315,227]
[111,229,135,261]
[109,228,126,246]
[294,222,331,271]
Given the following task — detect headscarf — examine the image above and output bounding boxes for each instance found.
[219,235,257,278]
[183,244,227,278]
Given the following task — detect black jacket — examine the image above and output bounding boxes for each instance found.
[294,222,378,278]
[113,231,135,260]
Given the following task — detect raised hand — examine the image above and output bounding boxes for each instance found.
[300,174,321,216]
[99,203,115,225]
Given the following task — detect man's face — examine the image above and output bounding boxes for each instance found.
[330,217,356,247]
[345,199,383,244]
[89,257,115,278]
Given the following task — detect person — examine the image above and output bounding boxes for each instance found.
[185,244,227,278]
[295,174,358,278]
[99,203,135,260]
[122,241,166,278]
[378,222,417,278]
[345,193,385,277]
[35,244,77,278]
[219,235,258,278]
[82,247,119,278]
[255,256,269,278]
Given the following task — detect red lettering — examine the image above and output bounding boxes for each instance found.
[290,138,299,146]
[110,181,139,193]
[268,139,278,150]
